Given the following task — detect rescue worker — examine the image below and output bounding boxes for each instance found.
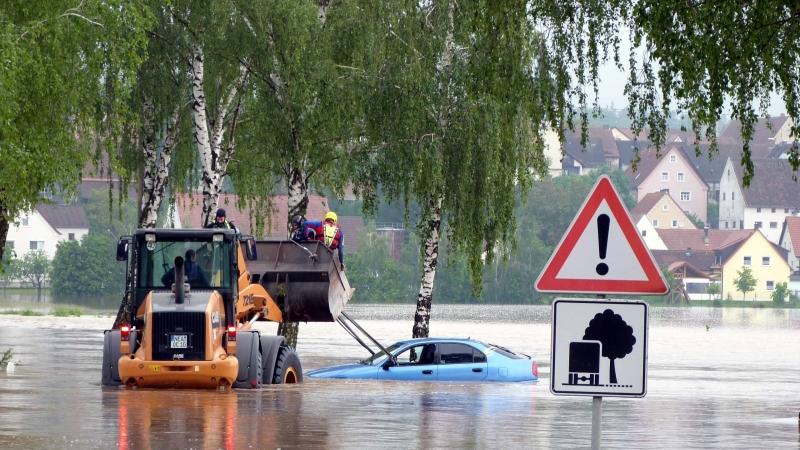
[206,208,238,233]
[292,211,345,270]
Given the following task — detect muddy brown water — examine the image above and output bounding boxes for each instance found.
[0,304,798,449]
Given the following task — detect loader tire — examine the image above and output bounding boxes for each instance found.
[233,331,263,389]
[102,330,122,387]
[272,346,302,384]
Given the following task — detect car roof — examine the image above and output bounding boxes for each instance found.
[395,337,485,347]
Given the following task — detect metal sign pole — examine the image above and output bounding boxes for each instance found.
[591,395,602,450]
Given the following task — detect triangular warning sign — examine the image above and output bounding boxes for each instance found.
[535,175,669,295]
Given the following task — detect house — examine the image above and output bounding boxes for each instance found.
[540,128,564,178]
[6,203,89,259]
[631,191,698,231]
[717,157,800,242]
[174,193,330,238]
[779,217,800,297]
[654,228,790,301]
[625,146,709,224]
[561,128,620,175]
[720,115,795,157]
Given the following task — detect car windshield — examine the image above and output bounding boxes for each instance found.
[360,343,403,365]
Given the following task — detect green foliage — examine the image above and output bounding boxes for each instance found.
[346,225,416,303]
[0,1,152,258]
[707,202,719,229]
[51,232,125,297]
[0,349,12,368]
[15,251,50,294]
[771,282,789,304]
[706,283,721,301]
[0,309,44,316]
[685,212,705,229]
[734,266,758,301]
[52,306,83,317]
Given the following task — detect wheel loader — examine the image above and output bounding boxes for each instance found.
[102,228,352,389]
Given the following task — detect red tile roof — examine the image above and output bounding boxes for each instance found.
[175,193,329,238]
[630,192,665,220]
[781,216,800,255]
[656,229,753,251]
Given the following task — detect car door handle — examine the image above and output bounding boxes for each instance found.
[422,370,433,375]
[472,368,483,373]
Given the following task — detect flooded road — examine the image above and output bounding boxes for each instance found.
[0,304,798,449]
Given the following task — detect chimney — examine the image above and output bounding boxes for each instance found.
[703,226,710,245]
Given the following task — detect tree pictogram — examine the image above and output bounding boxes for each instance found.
[583,309,635,384]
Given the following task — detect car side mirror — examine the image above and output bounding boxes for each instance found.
[382,356,397,371]
[116,237,130,261]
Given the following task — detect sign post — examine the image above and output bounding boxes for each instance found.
[535,176,667,450]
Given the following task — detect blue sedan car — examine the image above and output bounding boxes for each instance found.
[307,338,539,382]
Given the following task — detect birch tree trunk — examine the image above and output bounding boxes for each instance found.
[0,204,8,266]
[412,197,442,338]
[139,100,181,228]
[412,0,455,338]
[190,43,249,226]
[277,162,307,349]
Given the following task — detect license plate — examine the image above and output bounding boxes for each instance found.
[170,334,188,349]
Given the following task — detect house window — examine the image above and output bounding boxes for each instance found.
[662,204,669,211]
[671,220,679,228]
[769,222,778,229]
[661,172,669,181]
[724,221,728,229]
[757,207,761,212]
[68,233,76,241]
[680,192,691,201]
[766,280,775,291]
[641,230,647,237]
[722,193,726,201]
[29,241,44,251]
[762,256,771,266]
[771,208,776,213]
[670,154,677,163]
[677,172,685,182]
[21,216,29,226]
[652,219,659,227]
[785,208,790,213]
[754,221,762,229]
[732,192,735,200]
[743,256,752,266]
[727,169,731,178]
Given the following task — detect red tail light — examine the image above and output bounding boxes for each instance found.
[531,361,539,377]
[227,326,236,342]
[120,325,130,342]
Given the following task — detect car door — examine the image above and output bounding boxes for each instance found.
[436,343,488,381]
[378,344,438,381]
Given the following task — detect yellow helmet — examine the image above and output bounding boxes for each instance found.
[324,211,338,223]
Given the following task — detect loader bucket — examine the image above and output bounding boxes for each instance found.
[249,240,353,322]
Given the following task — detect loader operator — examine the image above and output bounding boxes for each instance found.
[206,208,239,233]
[161,249,209,289]
[291,211,345,270]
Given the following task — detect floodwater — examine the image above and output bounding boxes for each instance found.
[0,304,798,449]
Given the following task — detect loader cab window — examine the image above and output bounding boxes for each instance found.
[137,237,233,290]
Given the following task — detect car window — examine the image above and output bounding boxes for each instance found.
[394,344,436,366]
[362,342,402,365]
[487,343,526,359]
[473,348,487,363]
[439,343,480,365]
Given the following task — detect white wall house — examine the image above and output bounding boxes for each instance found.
[634,215,667,250]
[6,204,89,259]
[718,158,800,243]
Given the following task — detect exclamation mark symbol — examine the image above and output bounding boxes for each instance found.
[596,214,610,276]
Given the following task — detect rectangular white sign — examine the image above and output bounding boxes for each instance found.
[551,299,648,397]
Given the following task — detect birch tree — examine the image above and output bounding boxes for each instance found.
[0,1,151,267]
[229,0,377,347]
[358,1,551,338]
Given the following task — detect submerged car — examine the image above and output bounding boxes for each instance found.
[307,337,538,382]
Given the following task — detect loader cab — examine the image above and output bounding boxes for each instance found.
[124,229,239,323]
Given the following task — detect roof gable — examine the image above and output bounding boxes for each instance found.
[720,230,789,265]
[779,216,800,256]
[625,146,707,189]
[35,204,89,231]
